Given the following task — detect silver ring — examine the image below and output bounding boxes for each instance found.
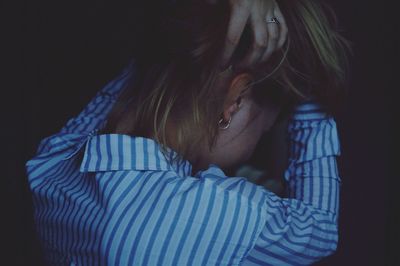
[266,17,279,24]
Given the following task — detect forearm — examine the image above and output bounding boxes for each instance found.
[35,61,134,155]
[59,62,134,134]
[284,102,342,216]
[242,102,341,265]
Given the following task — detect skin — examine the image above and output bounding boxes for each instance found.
[173,0,289,173]
[190,73,282,173]
[222,0,288,67]
[197,0,288,172]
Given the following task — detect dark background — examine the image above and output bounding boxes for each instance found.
[2,0,398,265]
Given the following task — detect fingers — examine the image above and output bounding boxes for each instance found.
[222,1,252,67]
[273,6,288,49]
[222,0,288,69]
[239,11,268,67]
[261,11,280,61]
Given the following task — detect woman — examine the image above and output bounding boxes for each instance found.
[26,0,349,265]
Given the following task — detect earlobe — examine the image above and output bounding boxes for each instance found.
[222,72,252,123]
[220,95,243,130]
[224,100,241,118]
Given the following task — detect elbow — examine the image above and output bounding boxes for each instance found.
[314,214,339,259]
[331,227,339,252]
[328,241,338,258]
[310,225,338,265]
[325,224,339,257]
[323,211,339,256]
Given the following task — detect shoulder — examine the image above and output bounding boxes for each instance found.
[98,167,270,265]
[104,165,269,214]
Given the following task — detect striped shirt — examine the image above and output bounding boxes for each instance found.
[26,64,342,266]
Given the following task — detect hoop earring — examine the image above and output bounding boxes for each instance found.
[218,116,232,130]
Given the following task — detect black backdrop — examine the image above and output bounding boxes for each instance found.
[2,0,398,265]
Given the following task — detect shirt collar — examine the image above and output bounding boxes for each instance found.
[80,134,193,177]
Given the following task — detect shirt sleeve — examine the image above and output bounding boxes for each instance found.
[59,62,133,135]
[36,61,134,155]
[241,102,342,266]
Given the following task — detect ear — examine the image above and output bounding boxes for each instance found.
[222,73,253,122]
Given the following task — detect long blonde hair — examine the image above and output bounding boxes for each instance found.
[102,0,351,162]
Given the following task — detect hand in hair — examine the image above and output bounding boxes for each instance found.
[221,0,288,67]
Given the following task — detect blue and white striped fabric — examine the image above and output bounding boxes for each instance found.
[26,65,342,266]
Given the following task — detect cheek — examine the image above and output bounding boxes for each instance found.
[249,112,268,144]
[244,107,279,150]
[237,111,268,158]
[262,104,281,132]
[211,103,280,168]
